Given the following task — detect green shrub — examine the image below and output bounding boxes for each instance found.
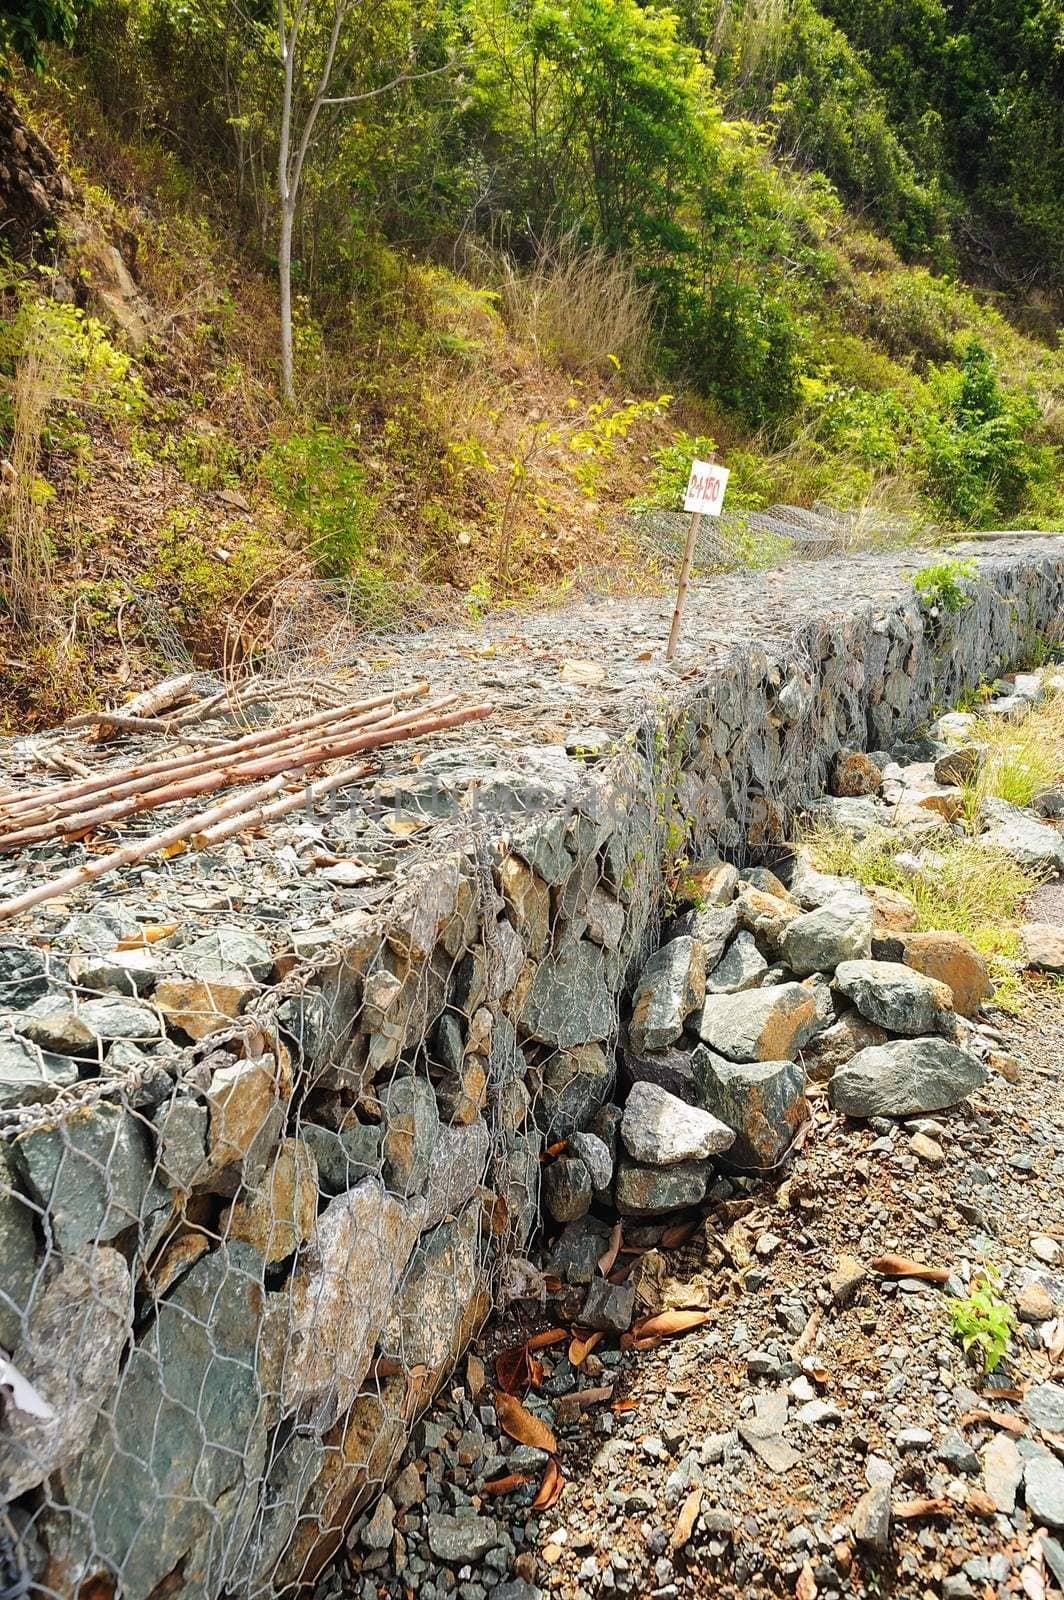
[257,425,377,579]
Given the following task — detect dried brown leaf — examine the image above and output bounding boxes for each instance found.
[598,1220,623,1277]
[796,1561,817,1600]
[495,1391,558,1454]
[495,1345,534,1397]
[466,1353,486,1399]
[481,1471,531,1496]
[569,1330,604,1368]
[531,1457,564,1511]
[960,1408,1026,1436]
[527,1327,568,1351]
[670,1485,703,1552]
[869,1254,950,1284]
[635,1310,710,1339]
[660,1219,699,1250]
[894,1498,952,1520]
[116,923,178,949]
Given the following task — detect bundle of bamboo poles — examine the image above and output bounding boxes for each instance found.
[0,682,492,922]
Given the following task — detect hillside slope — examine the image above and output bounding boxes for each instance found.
[0,21,1063,727]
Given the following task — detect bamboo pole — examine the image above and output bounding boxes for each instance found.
[0,692,435,835]
[0,682,430,825]
[0,695,463,851]
[193,760,376,845]
[0,701,493,920]
[666,510,701,661]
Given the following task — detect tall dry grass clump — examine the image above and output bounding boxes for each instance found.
[499,233,656,380]
[2,313,65,632]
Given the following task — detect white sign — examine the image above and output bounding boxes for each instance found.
[683,459,729,517]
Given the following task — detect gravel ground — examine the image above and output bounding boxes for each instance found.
[332,987,1064,1600]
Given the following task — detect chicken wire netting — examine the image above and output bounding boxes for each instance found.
[0,701,702,1600]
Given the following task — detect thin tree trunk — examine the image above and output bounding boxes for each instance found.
[279,199,296,404]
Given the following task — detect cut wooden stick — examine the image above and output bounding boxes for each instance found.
[1,682,430,825]
[0,695,462,851]
[0,693,434,836]
[0,701,492,918]
[72,673,199,738]
[192,759,376,845]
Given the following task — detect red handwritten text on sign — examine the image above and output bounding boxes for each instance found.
[683,460,730,517]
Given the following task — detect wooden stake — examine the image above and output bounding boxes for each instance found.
[666,510,701,661]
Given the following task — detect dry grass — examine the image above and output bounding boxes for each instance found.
[962,688,1064,813]
[800,823,1040,1009]
[3,310,66,632]
[498,234,656,381]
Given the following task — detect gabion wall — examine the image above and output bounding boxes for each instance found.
[1,551,1061,1599]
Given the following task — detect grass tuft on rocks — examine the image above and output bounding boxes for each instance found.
[799,825,1039,1008]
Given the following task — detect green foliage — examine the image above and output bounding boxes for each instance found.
[0,294,144,453]
[0,0,85,70]
[913,557,976,616]
[947,1269,1016,1374]
[257,425,377,580]
[630,431,718,512]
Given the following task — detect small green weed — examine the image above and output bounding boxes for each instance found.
[257,425,378,580]
[947,1269,1016,1373]
[913,558,977,617]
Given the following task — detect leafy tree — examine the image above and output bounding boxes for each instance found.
[1,0,87,70]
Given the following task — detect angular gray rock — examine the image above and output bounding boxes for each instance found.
[621,1079,735,1166]
[0,1157,38,1352]
[543,1153,592,1222]
[980,797,1064,873]
[1024,1382,1064,1434]
[522,942,613,1048]
[422,1119,489,1230]
[380,1202,481,1371]
[786,854,861,911]
[537,1042,611,1138]
[624,1037,700,1100]
[426,1513,501,1564]
[12,1101,163,1250]
[52,1242,267,1600]
[0,943,51,1010]
[282,1179,424,1416]
[833,959,955,1036]
[0,1247,132,1499]
[182,925,275,981]
[692,1051,806,1169]
[696,983,823,1063]
[152,1095,210,1191]
[0,1033,78,1110]
[629,936,706,1054]
[1025,1454,1064,1529]
[704,931,767,994]
[300,1122,382,1198]
[69,947,160,997]
[615,1158,709,1216]
[830,1036,986,1118]
[380,1075,439,1197]
[569,1130,613,1190]
[672,904,739,970]
[580,1277,636,1332]
[547,1217,612,1284]
[780,894,873,976]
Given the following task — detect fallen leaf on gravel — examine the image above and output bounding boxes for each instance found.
[635,1310,710,1339]
[661,1219,700,1250]
[555,1385,614,1424]
[495,1391,557,1453]
[1042,1318,1064,1363]
[671,1485,703,1552]
[117,923,178,948]
[1021,1565,1046,1600]
[495,1345,541,1396]
[894,1498,952,1520]
[466,1354,486,1398]
[528,1327,568,1351]
[541,1140,569,1161]
[569,1331,603,1367]
[612,1398,639,1413]
[966,1490,999,1517]
[481,1471,531,1496]
[531,1457,564,1511]
[791,1307,823,1360]
[960,1408,1026,1435]
[796,1561,818,1600]
[598,1221,623,1276]
[870,1254,950,1283]
[721,1221,754,1269]
[559,658,606,686]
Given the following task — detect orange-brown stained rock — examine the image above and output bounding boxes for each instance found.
[901,930,991,1017]
[867,885,918,934]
